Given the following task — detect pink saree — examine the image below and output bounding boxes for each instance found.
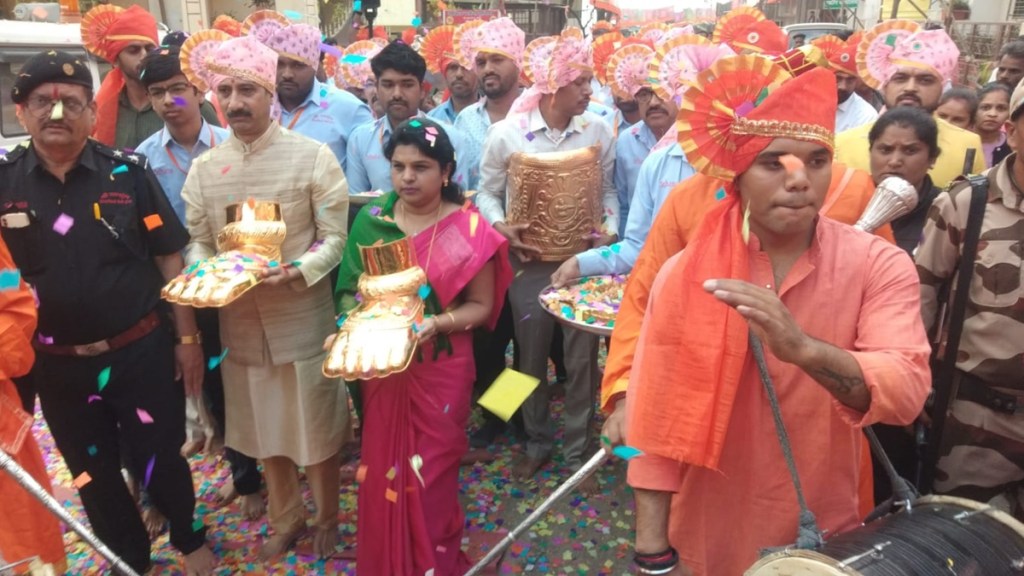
[356,205,512,576]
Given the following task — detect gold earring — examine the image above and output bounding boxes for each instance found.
[443,178,449,187]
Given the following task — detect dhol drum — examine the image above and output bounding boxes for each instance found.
[745,496,1024,575]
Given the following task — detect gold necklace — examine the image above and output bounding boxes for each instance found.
[399,199,443,273]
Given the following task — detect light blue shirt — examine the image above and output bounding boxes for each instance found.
[614,121,659,237]
[345,111,469,193]
[427,99,457,124]
[453,100,491,192]
[576,142,695,277]
[586,100,622,133]
[135,119,230,224]
[279,79,373,172]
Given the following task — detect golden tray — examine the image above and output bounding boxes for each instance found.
[538,274,626,337]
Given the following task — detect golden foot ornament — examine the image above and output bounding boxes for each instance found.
[323,238,428,381]
[162,199,287,308]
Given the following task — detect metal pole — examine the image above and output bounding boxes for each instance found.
[463,450,610,576]
[0,450,142,576]
[890,0,901,19]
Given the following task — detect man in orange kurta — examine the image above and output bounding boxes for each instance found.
[0,237,66,573]
[623,57,931,576]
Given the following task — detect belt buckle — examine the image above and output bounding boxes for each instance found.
[73,340,111,357]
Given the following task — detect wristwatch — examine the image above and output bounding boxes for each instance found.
[176,332,203,345]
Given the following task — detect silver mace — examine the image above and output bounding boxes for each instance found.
[464,449,610,576]
[0,450,142,576]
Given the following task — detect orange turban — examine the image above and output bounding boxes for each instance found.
[81,5,158,146]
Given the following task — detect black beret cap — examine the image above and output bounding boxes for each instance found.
[11,50,93,105]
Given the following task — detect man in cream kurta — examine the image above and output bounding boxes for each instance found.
[179,35,350,560]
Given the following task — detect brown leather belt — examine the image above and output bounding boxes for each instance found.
[34,311,161,357]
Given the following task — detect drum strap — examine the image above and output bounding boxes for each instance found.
[750,334,824,554]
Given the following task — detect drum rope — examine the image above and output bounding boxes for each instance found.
[750,333,824,553]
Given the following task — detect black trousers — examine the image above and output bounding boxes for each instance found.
[33,323,206,573]
[196,308,261,496]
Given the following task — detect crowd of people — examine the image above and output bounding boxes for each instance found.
[1,4,1024,575]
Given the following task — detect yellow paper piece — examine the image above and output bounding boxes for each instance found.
[477,368,540,422]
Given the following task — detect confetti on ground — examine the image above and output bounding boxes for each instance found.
[52,213,74,235]
[97,366,111,392]
[36,346,638,575]
[136,408,154,424]
[0,268,21,291]
[208,348,229,370]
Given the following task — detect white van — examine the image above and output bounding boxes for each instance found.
[0,20,109,151]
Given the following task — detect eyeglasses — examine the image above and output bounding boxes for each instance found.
[635,88,656,105]
[25,95,87,119]
[147,83,192,99]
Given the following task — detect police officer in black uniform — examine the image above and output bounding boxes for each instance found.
[0,50,216,575]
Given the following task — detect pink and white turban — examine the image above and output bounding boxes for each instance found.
[649,35,736,102]
[265,23,321,68]
[206,35,279,94]
[511,28,592,114]
[856,20,960,89]
[471,17,526,65]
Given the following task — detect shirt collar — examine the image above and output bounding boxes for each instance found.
[119,87,152,112]
[667,142,684,157]
[160,119,219,150]
[994,153,1024,211]
[230,121,280,155]
[527,106,588,135]
[25,139,100,174]
[380,110,426,139]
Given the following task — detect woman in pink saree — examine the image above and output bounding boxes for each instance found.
[333,118,512,575]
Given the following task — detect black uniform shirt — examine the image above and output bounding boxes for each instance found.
[0,140,189,345]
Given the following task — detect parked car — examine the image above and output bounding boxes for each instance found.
[783,22,852,48]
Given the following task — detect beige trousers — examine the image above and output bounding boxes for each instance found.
[262,452,341,535]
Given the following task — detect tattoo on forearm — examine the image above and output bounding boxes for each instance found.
[813,367,864,396]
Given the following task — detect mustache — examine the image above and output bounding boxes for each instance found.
[646,105,667,115]
[41,121,69,130]
[226,110,252,119]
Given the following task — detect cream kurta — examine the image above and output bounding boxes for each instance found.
[182,122,350,464]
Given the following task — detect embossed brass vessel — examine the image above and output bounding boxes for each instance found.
[507,144,603,262]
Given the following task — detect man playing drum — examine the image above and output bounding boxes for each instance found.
[624,55,932,575]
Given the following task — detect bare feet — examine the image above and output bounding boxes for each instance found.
[460,448,496,466]
[258,526,304,561]
[204,434,224,455]
[577,474,600,496]
[339,460,360,483]
[142,507,166,540]
[312,526,339,559]
[183,544,216,576]
[214,480,238,506]
[512,455,547,481]
[240,492,266,521]
[181,439,205,459]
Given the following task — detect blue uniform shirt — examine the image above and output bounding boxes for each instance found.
[453,101,492,192]
[135,119,231,224]
[576,142,695,277]
[279,79,373,172]
[614,121,659,237]
[426,99,457,123]
[345,111,469,193]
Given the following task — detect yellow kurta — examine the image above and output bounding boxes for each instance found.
[182,122,350,464]
[835,116,986,188]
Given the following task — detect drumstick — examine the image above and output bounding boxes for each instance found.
[463,450,610,576]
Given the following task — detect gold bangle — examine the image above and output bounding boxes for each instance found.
[445,312,456,332]
[176,332,203,345]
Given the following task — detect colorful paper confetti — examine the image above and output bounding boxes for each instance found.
[0,268,21,291]
[208,348,229,370]
[72,471,92,489]
[52,213,74,235]
[410,455,425,487]
[86,394,101,403]
[111,164,129,175]
[137,408,154,424]
[385,488,398,503]
[283,9,303,19]
[172,96,187,107]
[143,455,156,489]
[97,366,111,392]
[143,214,164,231]
[87,445,98,456]
[341,54,367,64]
[612,445,643,461]
[220,165,231,175]
[418,285,431,300]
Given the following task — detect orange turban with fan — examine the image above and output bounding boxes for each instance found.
[81,4,158,147]
[628,55,837,470]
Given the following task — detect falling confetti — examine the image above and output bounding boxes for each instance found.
[52,213,74,235]
[355,464,368,483]
[321,43,343,58]
[143,455,156,489]
[0,268,21,291]
[411,16,422,26]
[283,9,303,19]
[87,445,97,456]
[97,366,111,392]
[779,154,804,174]
[385,466,396,481]
[143,214,164,231]
[341,54,367,64]
[72,471,92,489]
[410,455,425,487]
[172,96,187,107]
[220,165,231,175]
[469,213,479,237]
[137,408,154,424]
[612,445,643,460]
[385,488,398,502]
[208,348,229,370]
[111,164,129,175]
[86,394,101,403]
[714,188,727,201]
[191,518,204,532]
[418,285,431,300]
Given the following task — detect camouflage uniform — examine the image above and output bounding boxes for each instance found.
[916,152,1024,516]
